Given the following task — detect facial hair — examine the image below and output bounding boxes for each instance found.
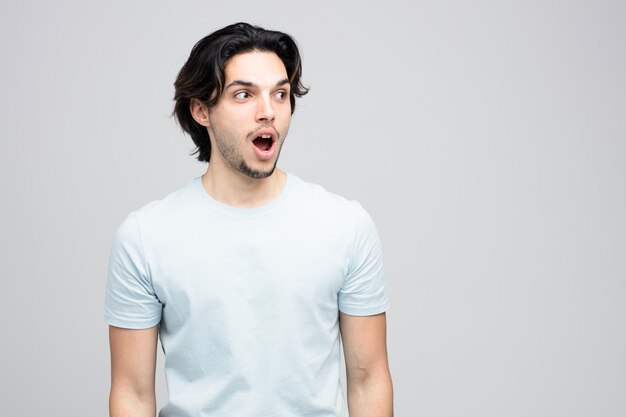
[210,118,286,179]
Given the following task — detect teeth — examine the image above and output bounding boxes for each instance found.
[260,134,271,139]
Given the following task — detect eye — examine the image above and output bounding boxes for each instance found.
[274,90,288,100]
[234,91,250,100]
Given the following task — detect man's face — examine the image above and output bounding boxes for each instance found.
[207,51,292,179]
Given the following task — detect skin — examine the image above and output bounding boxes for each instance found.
[340,312,394,417]
[109,50,393,417]
[109,325,158,417]
[191,50,292,208]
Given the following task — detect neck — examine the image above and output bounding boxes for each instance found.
[200,163,286,208]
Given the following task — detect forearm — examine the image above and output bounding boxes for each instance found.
[346,371,394,417]
[109,386,156,417]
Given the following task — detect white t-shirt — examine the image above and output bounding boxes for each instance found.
[105,172,389,417]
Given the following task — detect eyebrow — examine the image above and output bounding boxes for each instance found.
[225,78,290,90]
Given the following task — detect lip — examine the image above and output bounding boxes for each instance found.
[251,127,277,161]
[251,127,277,143]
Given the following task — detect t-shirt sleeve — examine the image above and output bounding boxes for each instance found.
[104,211,162,329]
[338,202,390,316]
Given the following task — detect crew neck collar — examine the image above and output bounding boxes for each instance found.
[193,171,295,216]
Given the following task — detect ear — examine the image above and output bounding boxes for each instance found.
[190,98,211,127]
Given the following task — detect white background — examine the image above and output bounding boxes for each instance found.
[0,0,624,415]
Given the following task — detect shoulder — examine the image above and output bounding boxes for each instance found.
[285,173,381,249]
[114,178,199,238]
[134,178,197,221]
[288,173,365,218]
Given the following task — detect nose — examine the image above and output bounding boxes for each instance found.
[256,94,275,123]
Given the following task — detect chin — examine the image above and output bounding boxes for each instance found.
[238,162,277,179]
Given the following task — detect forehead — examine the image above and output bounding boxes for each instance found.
[224,51,288,84]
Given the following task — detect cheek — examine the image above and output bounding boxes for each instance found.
[278,118,291,138]
[278,107,292,125]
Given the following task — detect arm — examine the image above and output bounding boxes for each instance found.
[340,312,393,417]
[109,324,159,417]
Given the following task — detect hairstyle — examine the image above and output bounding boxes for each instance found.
[172,22,309,163]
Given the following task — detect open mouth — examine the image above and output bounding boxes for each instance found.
[252,134,274,151]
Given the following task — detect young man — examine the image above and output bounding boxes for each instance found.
[105,22,393,417]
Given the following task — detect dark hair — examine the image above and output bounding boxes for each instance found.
[172,22,309,163]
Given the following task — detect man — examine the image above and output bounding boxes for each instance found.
[105,22,393,417]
